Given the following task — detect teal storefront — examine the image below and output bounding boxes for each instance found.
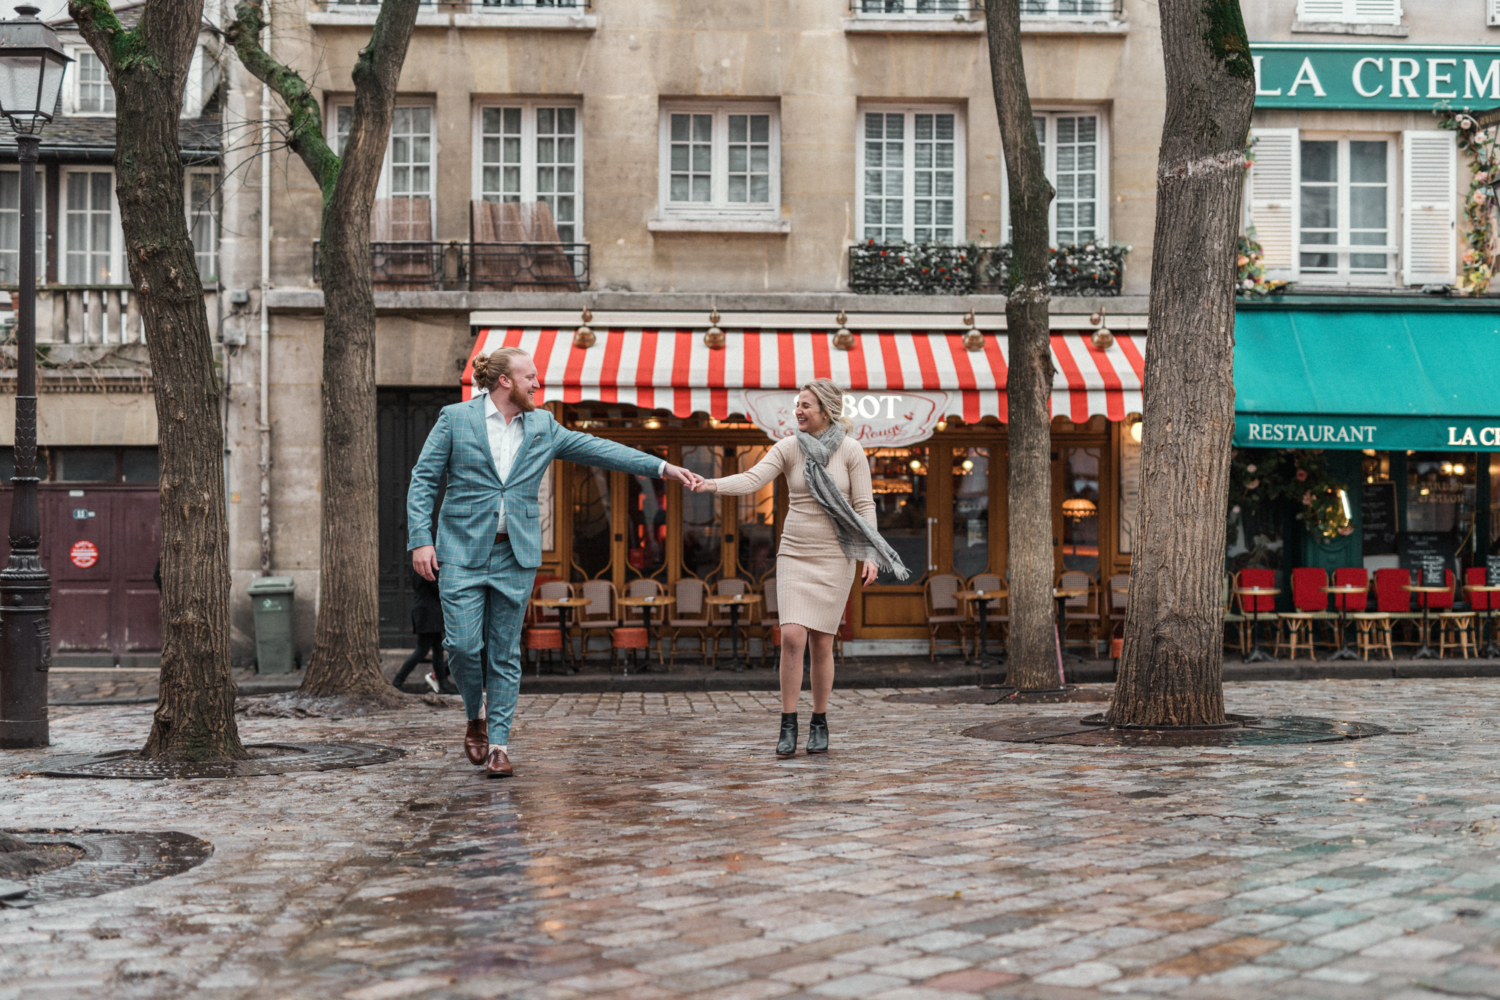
[1232,297,1499,580]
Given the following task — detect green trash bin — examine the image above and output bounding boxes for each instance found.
[247,576,297,675]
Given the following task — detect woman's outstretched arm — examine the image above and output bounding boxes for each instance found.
[702,438,791,495]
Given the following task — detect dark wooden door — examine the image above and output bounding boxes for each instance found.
[0,485,160,662]
[378,387,459,647]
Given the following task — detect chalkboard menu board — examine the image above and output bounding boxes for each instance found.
[1488,554,1500,587]
[1361,482,1398,555]
[1398,532,1453,586]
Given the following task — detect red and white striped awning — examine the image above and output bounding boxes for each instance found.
[466,327,1145,424]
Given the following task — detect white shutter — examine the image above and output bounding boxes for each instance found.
[1490,0,1500,26]
[1401,129,1457,286]
[1297,0,1348,20]
[1248,128,1298,280]
[1352,0,1401,23]
[1298,0,1401,23]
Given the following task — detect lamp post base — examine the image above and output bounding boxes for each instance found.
[0,717,48,749]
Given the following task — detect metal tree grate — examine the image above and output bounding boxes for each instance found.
[24,742,405,780]
[963,715,1401,748]
[1,830,211,907]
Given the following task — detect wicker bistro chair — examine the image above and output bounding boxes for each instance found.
[967,572,1007,652]
[1438,611,1477,659]
[757,577,780,667]
[527,581,575,672]
[618,578,667,669]
[1290,566,1340,650]
[1373,568,1421,648]
[707,578,752,668]
[1223,573,1246,653]
[574,579,621,666]
[924,573,970,662]
[1057,570,1100,655]
[1235,568,1279,655]
[665,577,710,668]
[1106,574,1130,624]
[1467,567,1500,651]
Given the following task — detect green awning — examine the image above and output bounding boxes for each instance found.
[1233,306,1500,451]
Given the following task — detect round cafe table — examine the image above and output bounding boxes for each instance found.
[1320,585,1366,661]
[955,588,1007,676]
[1403,585,1451,660]
[1463,584,1500,658]
[617,594,675,673]
[706,593,761,672]
[1053,587,1090,664]
[1233,587,1280,662]
[529,596,591,676]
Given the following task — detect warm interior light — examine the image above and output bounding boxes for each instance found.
[1338,489,1351,520]
[1362,449,1376,456]
[961,459,974,471]
[909,460,922,471]
[643,417,661,429]
[1454,463,1467,476]
[1420,488,1430,496]
[1442,462,1454,474]
[935,420,947,432]
[1129,420,1143,443]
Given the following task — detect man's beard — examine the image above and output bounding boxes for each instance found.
[508,380,536,412]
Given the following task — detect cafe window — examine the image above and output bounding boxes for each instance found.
[1299,137,1395,282]
[1060,446,1100,575]
[1406,454,1473,535]
[735,444,778,584]
[570,465,611,581]
[858,107,964,244]
[681,445,724,581]
[868,446,928,586]
[627,452,667,582]
[42,447,157,483]
[951,447,990,579]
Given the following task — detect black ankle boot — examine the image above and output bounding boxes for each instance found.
[807,713,829,754]
[776,713,798,758]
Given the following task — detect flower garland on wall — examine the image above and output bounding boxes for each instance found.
[1229,449,1352,542]
[1438,110,1498,295]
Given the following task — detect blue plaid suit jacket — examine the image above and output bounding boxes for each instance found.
[407,397,664,570]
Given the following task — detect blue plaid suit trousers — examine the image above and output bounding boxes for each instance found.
[439,536,533,745]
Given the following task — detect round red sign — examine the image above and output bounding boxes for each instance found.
[69,540,98,569]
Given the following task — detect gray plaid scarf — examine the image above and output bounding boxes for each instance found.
[795,424,910,580]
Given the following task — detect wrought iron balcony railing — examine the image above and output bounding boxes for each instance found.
[322,1,592,9]
[848,241,1126,297]
[848,0,1121,17]
[310,240,590,292]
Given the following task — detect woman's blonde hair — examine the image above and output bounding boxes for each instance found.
[800,379,853,432]
[472,347,528,393]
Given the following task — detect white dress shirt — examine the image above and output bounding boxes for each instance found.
[484,392,670,535]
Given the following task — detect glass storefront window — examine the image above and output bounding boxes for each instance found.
[122,449,159,483]
[681,445,723,581]
[571,465,611,581]
[1406,454,1472,535]
[627,448,667,582]
[951,447,989,580]
[1061,446,1100,575]
[868,446,927,586]
[53,448,116,482]
[735,444,777,583]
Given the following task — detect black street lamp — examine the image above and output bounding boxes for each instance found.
[0,4,68,749]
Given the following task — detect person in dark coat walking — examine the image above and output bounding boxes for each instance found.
[394,565,457,693]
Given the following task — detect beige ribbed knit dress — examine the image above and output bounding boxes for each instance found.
[711,436,876,635]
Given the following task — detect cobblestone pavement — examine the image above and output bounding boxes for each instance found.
[2,679,1499,999]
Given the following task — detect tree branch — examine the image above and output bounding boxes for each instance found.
[67,0,130,73]
[226,0,341,197]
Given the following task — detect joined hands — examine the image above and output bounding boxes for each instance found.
[662,463,712,492]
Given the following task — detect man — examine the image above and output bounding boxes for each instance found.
[408,347,700,777]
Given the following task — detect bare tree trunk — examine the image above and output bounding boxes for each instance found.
[1106,0,1255,726]
[70,0,244,759]
[984,0,1057,691]
[229,0,421,703]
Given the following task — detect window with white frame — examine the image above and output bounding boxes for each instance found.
[0,171,44,285]
[1296,0,1401,25]
[858,107,964,243]
[186,169,219,281]
[1298,137,1395,280]
[74,50,114,115]
[334,103,435,239]
[1030,111,1107,246]
[658,104,780,221]
[1020,0,1119,17]
[477,104,581,242]
[855,0,971,15]
[62,169,124,284]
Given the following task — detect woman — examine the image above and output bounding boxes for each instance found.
[695,380,907,756]
[393,563,457,694]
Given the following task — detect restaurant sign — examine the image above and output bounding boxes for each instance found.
[1253,44,1500,110]
[743,389,950,447]
[1235,415,1500,451]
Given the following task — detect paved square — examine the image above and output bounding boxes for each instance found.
[2,679,1499,999]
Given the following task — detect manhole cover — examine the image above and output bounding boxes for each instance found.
[964,714,1398,747]
[25,742,405,780]
[0,830,211,908]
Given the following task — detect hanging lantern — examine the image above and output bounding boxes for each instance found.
[1089,307,1114,350]
[961,308,983,351]
[703,308,725,350]
[831,310,854,351]
[573,307,595,349]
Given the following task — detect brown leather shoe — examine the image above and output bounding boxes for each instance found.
[464,719,488,765]
[484,747,513,778]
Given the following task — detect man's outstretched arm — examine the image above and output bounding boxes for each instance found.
[554,426,702,488]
